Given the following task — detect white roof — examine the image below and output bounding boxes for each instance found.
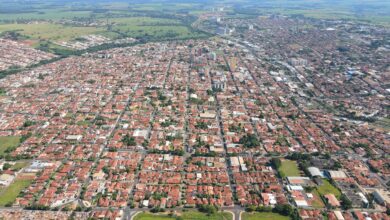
[230,157,239,166]
[133,129,148,138]
[308,167,322,177]
[334,211,345,220]
[295,200,308,207]
[287,185,304,191]
[328,170,347,179]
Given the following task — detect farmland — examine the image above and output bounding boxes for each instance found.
[0,1,209,50]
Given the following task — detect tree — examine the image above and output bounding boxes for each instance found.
[272,204,293,216]
[271,158,281,169]
[197,204,218,215]
[2,162,11,170]
[23,120,35,127]
[121,134,136,146]
[239,134,260,148]
[340,194,352,210]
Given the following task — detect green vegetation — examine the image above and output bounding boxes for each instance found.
[134,211,233,220]
[278,160,300,178]
[244,204,300,220]
[122,134,136,146]
[195,121,208,130]
[239,134,260,148]
[10,162,29,172]
[316,179,341,199]
[373,117,390,132]
[134,212,173,220]
[0,2,210,54]
[340,194,352,210]
[0,88,5,96]
[0,136,20,157]
[242,212,290,220]
[0,179,32,206]
[0,23,105,42]
[76,120,92,126]
[234,1,390,26]
[310,190,325,208]
[197,204,218,215]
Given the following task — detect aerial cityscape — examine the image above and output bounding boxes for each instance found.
[0,0,389,220]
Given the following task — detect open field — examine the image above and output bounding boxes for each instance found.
[0,23,106,42]
[0,179,32,206]
[316,179,341,199]
[10,162,29,172]
[0,136,20,157]
[0,13,207,51]
[106,17,206,40]
[0,9,94,21]
[310,189,325,208]
[134,211,233,220]
[231,0,390,26]
[242,212,290,220]
[373,117,390,132]
[278,160,300,178]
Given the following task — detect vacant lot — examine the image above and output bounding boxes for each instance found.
[316,179,341,199]
[278,160,300,177]
[242,212,290,220]
[11,162,29,171]
[310,189,325,208]
[0,136,20,157]
[134,211,233,220]
[0,179,32,206]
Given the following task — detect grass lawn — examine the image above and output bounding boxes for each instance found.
[278,160,300,178]
[11,162,29,171]
[0,179,32,206]
[316,179,341,199]
[134,213,174,220]
[242,212,290,220]
[310,189,325,208]
[134,211,233,220]
[0,136,20,157]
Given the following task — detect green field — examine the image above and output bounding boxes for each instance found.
[0,136,20,157]
[134,211,233,220]
[0,1,209,48]
[373,117,390,132]
[0,179,32,206]
[310,189,325,208]
[0,23,105,42]
[106,17,206,40]
[242,212,290,220]
[10,162,29,171]
[278,160,300,178]
[234,0,390,26]
[0,11,94,21]
[316,179,341,199]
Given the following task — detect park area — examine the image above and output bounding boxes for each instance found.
[133,211,233,220]
[242,212,291,220]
